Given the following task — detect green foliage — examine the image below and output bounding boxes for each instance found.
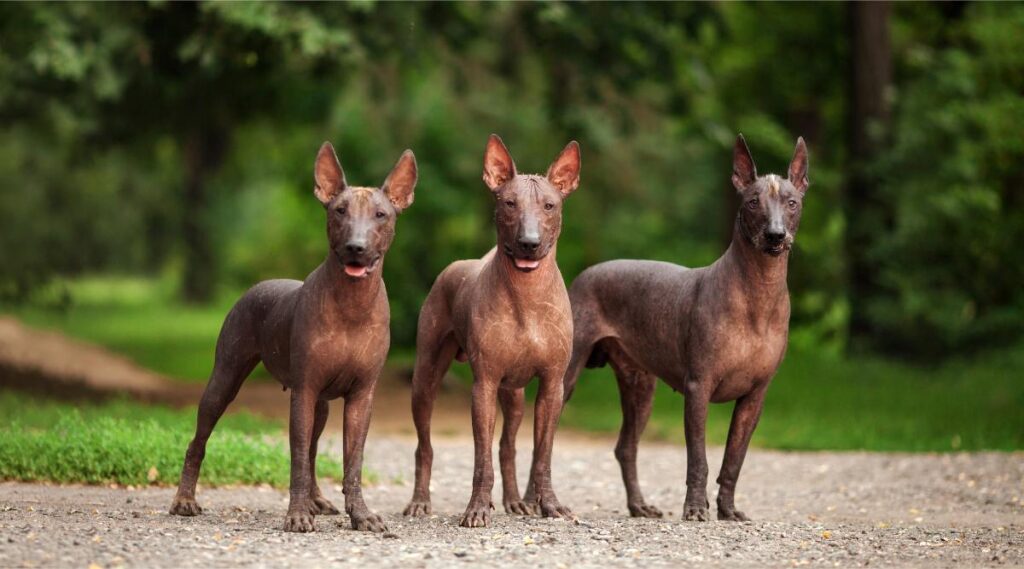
[1,2,1022,356]
[867,3,1024,355]
[0,393,345,487]
[562,345,1024,452]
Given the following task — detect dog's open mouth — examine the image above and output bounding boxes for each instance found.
[343,256,380,278]
[764,243,786,256]
[514,258,541,271]
[503,248,544,272]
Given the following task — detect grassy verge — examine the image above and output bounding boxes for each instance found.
[560,345,1024,452]
[0,392,344,487]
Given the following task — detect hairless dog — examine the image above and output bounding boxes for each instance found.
[403,135,581,528]
[170,142,417,533]
[561,135,809,521]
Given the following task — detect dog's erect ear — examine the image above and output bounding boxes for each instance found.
[731,134,757,192]
[382,149,417,212]
[314,142,347,205]
[482,134,517,191]
[788,137,809,194]
[546,140,581,197]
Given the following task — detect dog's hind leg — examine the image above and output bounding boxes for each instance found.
[403,298,459,517]
[562,286,608,404]
[308,399,340,515]
[610,358,662,518]
[498,387,534,515]
[171,306,259,516]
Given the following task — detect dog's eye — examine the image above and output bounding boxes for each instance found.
[504,200,515,208]
[787,199,799,210]
[335,206,347,215]
[375,211,386,219]
[544,202,555,211]
[746,198,759,210]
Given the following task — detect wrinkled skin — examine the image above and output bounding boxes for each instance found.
[170,142,417,534]
[561,135,809,521]
[403,135,581,527]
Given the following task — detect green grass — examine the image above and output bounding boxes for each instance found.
[0,392,344,487]
[561,345,1024,452]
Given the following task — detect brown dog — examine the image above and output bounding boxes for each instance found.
[403,135,580,527]
[169,142,417,533]
[562,135,809,521]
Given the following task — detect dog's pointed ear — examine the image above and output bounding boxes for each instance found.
[731,134,757,192]
[788,137,809,194]
[482,134,517,192]
[546,140,581,197]
[382,149,417,212]
[314,142,347,205]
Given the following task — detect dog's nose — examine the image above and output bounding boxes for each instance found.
[764,229,786,244]
[345,240,366,255]
[517,236,540,253]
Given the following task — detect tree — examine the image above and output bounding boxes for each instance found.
[0,2,357,301]
[845,1,893,348]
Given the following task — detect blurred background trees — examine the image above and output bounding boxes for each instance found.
[1,1,1022,358]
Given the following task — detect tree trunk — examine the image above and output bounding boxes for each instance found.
[845,1,892,348]
[181,127,228,303]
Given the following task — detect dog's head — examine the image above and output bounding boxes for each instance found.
[731,135,809,257]
[313,142,417,278]
[482,134,581,273]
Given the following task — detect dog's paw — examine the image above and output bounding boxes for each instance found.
[539,498,574,520]
[628,502,664,518]
[503,499,537,516]
[682,504,710,522]
[283,510,316,533]
[718,508,751,522]
[403,500,431,517]
[169,496,202,516]
[351,511,387,532]
[459,504,491,528]
[311,495,341,516]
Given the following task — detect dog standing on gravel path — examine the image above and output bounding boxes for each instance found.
[563,135,809,521]
[170,142,417,533]
[403,135,580,528]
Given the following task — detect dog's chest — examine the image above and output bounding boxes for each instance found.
[466,304,572,384]
[297,316,389,391]
[701,312,788,402]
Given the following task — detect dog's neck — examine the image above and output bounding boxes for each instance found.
[718,216,790,302]
[316,253,385,318]
[488,246,562,305]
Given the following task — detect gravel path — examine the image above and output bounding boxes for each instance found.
[1,435,1021,568]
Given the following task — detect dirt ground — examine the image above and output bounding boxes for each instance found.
[2,434,1022,568]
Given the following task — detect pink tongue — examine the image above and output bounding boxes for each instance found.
[344,265,368,277]
[515,258,540,270]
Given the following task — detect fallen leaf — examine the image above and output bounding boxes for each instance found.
[821,531,832,540]
[147,466,159,483]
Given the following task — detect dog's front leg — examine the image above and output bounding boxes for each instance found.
[682,386,711,521]
[284,387,318,532]
[715,387,766,521]
[498,387,535,515]
[342,382,386,532]
[460,375,499,528]
[530,371,573,519]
